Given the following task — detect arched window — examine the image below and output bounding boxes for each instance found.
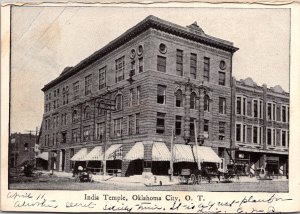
[115,94,123,111]
[97,101,105,116]
[83,106,91,119]
[72,110,78,123]
[204,95,210,112]
[175,90,183,107]
[190,92,196,109]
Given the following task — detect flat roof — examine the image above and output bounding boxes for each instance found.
[42,15,239,92]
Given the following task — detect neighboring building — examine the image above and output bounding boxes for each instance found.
[232,77,289,176]
[39,15,238,176]
[9,133,36,168]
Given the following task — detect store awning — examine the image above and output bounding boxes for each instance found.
[152,142,171,161]
[173,144,222,163]
[173,144,195,162]
[37,152,49,161]
[124,142,144,161]
[85,146,103,161]
[71,148,88,161]
[192,146,222,163]
[101,144,123,160]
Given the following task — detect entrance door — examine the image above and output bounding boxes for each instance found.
[61,149,65,171]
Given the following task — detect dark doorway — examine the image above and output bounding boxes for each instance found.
[125,160,143,176]
[152,161,169,175]
[61,149,65,171]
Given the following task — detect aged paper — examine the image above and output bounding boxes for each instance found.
[1,2,300,213]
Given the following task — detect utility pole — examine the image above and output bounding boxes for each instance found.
[194,120,201,170]
[170,127,174,182]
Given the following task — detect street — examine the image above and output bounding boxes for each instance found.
[9,173,288,192]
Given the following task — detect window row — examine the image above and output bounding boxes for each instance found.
[157,113,226,141]
[157,53,226,85]
[235,123,289,147]
[236,123,263,144]
[236,96,289,123]
[157,85,226,114]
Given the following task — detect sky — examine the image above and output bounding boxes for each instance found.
[10,6,290,133]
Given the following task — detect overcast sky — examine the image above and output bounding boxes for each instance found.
[10,6,290,133]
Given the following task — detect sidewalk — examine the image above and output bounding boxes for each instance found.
[41,170,288,186]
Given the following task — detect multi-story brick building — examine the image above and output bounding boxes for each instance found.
[232,77,289,176]
[9,133,37,168]
[39,15,288,177]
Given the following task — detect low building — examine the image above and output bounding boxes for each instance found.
[9,133,37,168]
[232,77,289,176]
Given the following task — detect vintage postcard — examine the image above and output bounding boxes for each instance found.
[1,2,300,213]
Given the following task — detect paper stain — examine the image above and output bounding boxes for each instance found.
[38,19,61,50]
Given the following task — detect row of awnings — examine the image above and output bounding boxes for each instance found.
[70,142,222,163]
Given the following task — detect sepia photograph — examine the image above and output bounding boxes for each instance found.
[7,6,291,192]
[2,3,300,213]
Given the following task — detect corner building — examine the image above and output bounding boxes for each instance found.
[232,78,289,176]
[39,15,240,176]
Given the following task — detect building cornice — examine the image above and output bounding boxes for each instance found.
[42,15,239,91]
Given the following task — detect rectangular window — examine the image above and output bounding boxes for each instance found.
[203,57,210,82]
[157,56,166,72]
[115,56,125,83]
[61,132,67,144]
[282,106,287,122]
[136,86,141,105]
[281,130,286,147]
[99,66,106,90]
[85,75,92,96]
[157,85,166,104]
[190,118,195,138]
[243,124,247,142]
[247,125,252,143]
[131,60,135,76]
[135,113,140,134]
[219,97,226,114]
[83,126,91,141]
[190,53,197,79]
[156,112,165,134]
[259,100,263,119]
[138,57,144,73]
[236,124,241,142]
[253,100,258,118]
[129,89,133,107]
[128,115,134,135]
[218,71,225,86]
[267,128,272,145]
[204,119,209,133]
[236,97,242,115]
[114,118,123,137]
[175,116,182,135]
[219,122,225,140]
[96,122,105,142]
[267,103,272,120]
[253,126,258,144]
[176,49,183,76]
[73,81,79,100]
[72,129,79,143]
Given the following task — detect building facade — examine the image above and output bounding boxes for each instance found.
[232,77,289,176]
[9,133,37,168]
[38,15,288,177]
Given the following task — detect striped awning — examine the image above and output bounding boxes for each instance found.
[37,152,49,161]
[71,148,88,161]
[85,146,103,161]
[124,142,144,161]
[152,142,171,161]
[173,144,222,163]
[101,144,123,160]
[173,144,195,162]
[192,146,222,163]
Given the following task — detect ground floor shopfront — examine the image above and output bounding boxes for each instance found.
[234,150,288,177]
[42,141,228,177]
